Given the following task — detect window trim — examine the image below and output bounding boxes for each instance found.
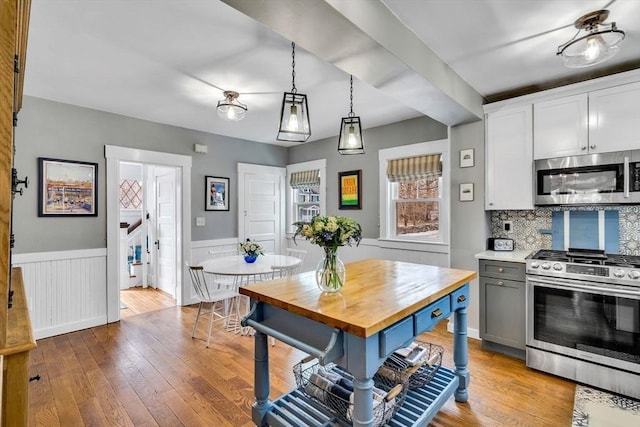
[286,159,326,234]
[378,139,449,245]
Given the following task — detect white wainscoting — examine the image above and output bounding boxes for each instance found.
[13,240,474,341]
[13,248,108,340]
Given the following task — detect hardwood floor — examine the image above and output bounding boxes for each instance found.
[120,287,175,318]
[28,306,575,426]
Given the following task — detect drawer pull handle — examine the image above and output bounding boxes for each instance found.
[457,295,467,303]
[498,267,504,273]
[497,280,504,286]
[431,308,443,318]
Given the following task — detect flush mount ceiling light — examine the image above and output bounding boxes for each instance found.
[338,75,364,155]
[216,90,247,121]
[557,9,625,68]
[277,42,311,142]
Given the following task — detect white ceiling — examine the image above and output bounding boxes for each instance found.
[24,0,640,147]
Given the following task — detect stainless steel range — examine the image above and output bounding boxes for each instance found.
[526,248,640,399]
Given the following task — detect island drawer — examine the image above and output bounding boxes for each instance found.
[450,284,470,311]
[379,317,414,357]
[414,296,451,336]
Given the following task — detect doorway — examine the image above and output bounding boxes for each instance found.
[237,163,286,254]
[118,162,179,317]
[105,145,192,323]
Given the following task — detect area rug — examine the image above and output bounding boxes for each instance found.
[572,385,640,426]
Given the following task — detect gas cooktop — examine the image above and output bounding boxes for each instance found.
[530,249,640,268]
[527,248,640,285]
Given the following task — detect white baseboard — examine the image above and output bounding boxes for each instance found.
[34,316,108,340]
[447,319,481,340]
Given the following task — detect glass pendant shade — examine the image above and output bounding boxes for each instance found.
[277,92,311,142]
[216,90,247,121]
[557,10,625,69]
[338,116,364,154]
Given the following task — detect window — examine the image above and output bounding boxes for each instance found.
[286,159,326,232]
[379,140,449,245]
[119,179,142,209]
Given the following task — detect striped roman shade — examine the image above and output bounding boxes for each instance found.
[386,154,442,182]
[290,169,321,189]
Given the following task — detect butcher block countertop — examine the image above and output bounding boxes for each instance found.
[239,258,477,339]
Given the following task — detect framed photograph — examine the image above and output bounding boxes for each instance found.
[205,176,229,211]
[459,183,474,202]
[338,170,362,210]
[460,148,474,168]
[38,157,98,217]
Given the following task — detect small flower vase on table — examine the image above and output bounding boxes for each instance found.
[244,254,258,263]
[315,247,345,293]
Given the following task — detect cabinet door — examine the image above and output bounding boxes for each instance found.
[589,82,640,154]
[533,93,588,159]
[479,277,526,349]
[485,105,533,210]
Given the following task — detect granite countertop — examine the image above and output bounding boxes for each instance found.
[474,250,534,263]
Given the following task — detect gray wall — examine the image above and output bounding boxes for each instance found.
[13,96,287,253]
[450,120,488,332]
[288,116,448,239]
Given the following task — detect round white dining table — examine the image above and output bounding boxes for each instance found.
[199,254,303,335]
[199,254,302,281]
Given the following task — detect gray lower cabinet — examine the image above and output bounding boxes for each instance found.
[479,259,526,359]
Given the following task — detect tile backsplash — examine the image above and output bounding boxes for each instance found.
[490,205,640,255]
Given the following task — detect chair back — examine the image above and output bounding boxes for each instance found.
[187,264,212,301]
[286,247,307,274]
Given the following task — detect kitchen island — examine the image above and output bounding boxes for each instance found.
[240,258,476,427]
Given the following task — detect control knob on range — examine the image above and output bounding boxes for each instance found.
[553,263,563,271]
[613,269,626,278]
[629,271,640,280]
[541,262,551,270]
[530,261,540,269]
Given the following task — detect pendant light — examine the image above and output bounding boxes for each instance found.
[337,75,365,155]
[216,90,247,121]
[277,42,311,142]
[556,10,625,68]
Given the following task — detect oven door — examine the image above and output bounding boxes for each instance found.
[526,275,640,374]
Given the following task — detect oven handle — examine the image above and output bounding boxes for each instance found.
[528,276,640,299]
[624,156,630,198]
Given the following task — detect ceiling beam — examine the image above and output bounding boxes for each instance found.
[221,0,484,126]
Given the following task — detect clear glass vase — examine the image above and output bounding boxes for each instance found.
[315,247,345,293]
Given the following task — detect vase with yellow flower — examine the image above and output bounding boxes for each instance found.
[293,215,362,292]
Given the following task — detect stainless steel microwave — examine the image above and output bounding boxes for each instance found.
[534,150,640,205]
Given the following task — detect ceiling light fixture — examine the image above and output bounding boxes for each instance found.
[556,9,625,68]
[216,90,247,121]
[277,42,311,142]
[338,75,364,155]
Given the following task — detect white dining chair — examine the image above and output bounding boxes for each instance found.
[187,263,240,347]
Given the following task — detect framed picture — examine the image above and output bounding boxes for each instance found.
[459,183,474,202]
[460,148,474,168]
[205,176,229,211]
[38,157,98,217]
[338,169,362,210]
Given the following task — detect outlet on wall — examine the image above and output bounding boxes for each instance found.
[503,220,513,233]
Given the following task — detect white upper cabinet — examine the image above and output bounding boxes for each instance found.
[533,81,640,159]
[589,82,640,153]
[534,94,588,159]
[485,105,534,210]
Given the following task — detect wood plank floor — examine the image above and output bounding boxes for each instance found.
[29,306,576,426]
[120,287,175,319]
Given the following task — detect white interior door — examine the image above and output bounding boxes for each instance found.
[238,164,285,255]
[155,168,177,296]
